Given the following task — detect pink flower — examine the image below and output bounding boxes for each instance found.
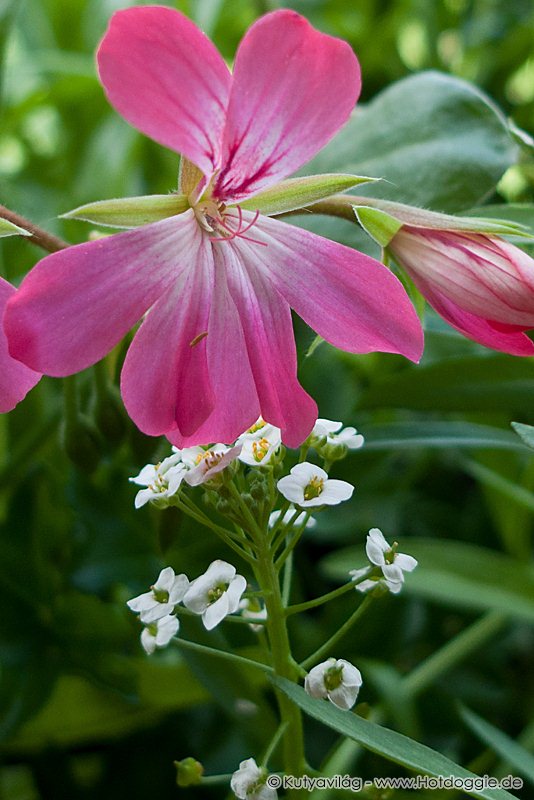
[0,277,40,412]
[390,226,534,356]
[5,7,422,447]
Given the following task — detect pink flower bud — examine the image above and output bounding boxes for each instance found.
[390,226,534,356]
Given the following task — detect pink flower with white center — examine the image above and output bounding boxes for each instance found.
[5,7,422,447]
[0,278,40,412]
[390,226,534,356]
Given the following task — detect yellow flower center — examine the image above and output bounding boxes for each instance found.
[303,476,324,501]
[252,438,270,462]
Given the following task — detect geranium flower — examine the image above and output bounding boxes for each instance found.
[0,277,40,412]
[5,7,422,447]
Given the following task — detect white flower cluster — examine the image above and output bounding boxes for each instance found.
[129,417,361,509]
[127,560,247,653]
[350,528,418,595]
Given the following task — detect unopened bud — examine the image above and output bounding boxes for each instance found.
[174,757,204,787]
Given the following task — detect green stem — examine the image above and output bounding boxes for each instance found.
[227,480,265,538]
[174,496,255,563]
[261,721,289,768]
[275,515,312,570]
[174,638,272,674]
[300,595,374,671]
[285,581,357,617]
[175,605,266,627]
[253,536,307,795]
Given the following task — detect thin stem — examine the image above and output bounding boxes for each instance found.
[0,204,68,252]
[174,637,273,674]
[281,550,293,606]
[261,720,289,768]
[271,507,301,553]
[175,605,267,627]
[285,581,357,617]
[226,479,265,538]
[275,515,312,571]
[200,773,234,786]
[174,496,255,563]
[300,595,374,671]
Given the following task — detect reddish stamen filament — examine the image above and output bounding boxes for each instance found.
[210,207,267,247]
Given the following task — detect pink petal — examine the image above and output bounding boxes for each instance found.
[121,234,215,437]
[5,212,199,376]
[239,215,424,361]
[414,274,534,356]
[97,6,231,176]
[217,239,318,447]
[214,9,360,202]
[0,278,40,412]
[167,258,259,447]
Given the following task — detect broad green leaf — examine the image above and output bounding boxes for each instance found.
[460,706,534,787]
[354,206,402,246]
[304,72,517,211]
[360,356,534,414]
[362,421,526,452]
[240,174,377,216]
[322,539,534,623]
[273,679,519,800]
[511,422,534,451]
[0,217,30,237]
[62,194,189,228]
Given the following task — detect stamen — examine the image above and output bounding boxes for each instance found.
[208,206,267,247]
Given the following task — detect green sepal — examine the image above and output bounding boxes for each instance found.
[61,194,190,229]
[239,173,378,216]
[0,217,30,238]
[353,205,403,247]
[353,196,533,239]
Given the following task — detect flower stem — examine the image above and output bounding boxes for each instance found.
[0,204,68,252]
[285,581,356,617]
[300,595,374,671]
[253,535,307,795]
[174,637,272,674]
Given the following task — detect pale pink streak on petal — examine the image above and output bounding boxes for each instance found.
[215,9,361,202]
[217,240,317,448]
[5,212,199,376]
[239,214,423,361]
[413,274,534,356]
[0,279,40,412]
[121,232,215,438]
[167,256,259,447]
[97,6,231,175]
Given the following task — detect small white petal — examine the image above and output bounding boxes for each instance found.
[126,591,155,613]
[354,579,377,593]
[203,593,230,630]
[328,683,360,710]
[231,758,263,798]
[155,614,179,646]
[169,573,190,604]
[385,579,403,594]
[276,475,307,504]
[314,418,342,435]
[338,660,363,688]
[381,562,405,583]
[154,566,176,592]
[365,528,390,566]
[225,575,248,614]
[139,601,174,624]
[129,464,157,486]
[134,488,154,509]
[395,553,418,572]
[317,479,354,505]
[140,627,156,654]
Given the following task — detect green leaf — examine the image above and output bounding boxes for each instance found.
[62,194,189,228]
[322,539,534,623]
[360,356,534,414]
[240,174,377,217]
[0,217,30,237]
[460,705,534,787]
[353,206,402,246]
[511,422,534,450]
[305,72,518,211]
[362,421,527,452]
[273,679,519,800]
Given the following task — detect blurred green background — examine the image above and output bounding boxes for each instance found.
[1,0,534,798]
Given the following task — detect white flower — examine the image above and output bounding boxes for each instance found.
[183,560,247,630]
[129,454,186,508]
[313,418,364,449]
[179,444,242,486]
[140,614,179,655]
[304,657,362,710]
[231,758,277,800]
[350,528,418,594]
[239,598,267,632]
[127,567,189,623]
[268,506,316,529]
[236,418,281,443]
[277,463,353,508]
[238,425,282,467]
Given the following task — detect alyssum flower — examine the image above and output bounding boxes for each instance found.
[350,528,417,594]
[277,462,354,507]
[4,6,422,447]
[140,614,180,655]
[129,453,187,508]
[183,560,247,630]
[127,567,189,623]
[305,657,362,710]
[231,758,277,800]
